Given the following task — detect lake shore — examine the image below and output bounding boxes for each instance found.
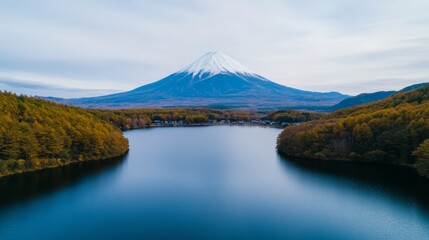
[0,151,129,178]
[277,150,429,180]
[123,122,285,131]
[0,124,281,178]
[2,126,428,239]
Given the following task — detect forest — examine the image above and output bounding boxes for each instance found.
[88,108,260,130]
[0,91,129,177]
[277,85,429,178]
[261,110,321,123]
[87,108,320,130]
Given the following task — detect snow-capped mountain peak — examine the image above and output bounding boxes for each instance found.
[179,51,255,77]
[58,51,349,108]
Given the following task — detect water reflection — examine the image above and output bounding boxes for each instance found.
[276,154,429,215]
[0,156,127,210]
[1,127,429,240]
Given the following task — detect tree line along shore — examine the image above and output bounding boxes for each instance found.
[1,85,428,179]
[0,91,319,177]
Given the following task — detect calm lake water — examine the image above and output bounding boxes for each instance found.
[1,126,429,240]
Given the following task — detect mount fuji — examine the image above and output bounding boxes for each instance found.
[58,51,348,109]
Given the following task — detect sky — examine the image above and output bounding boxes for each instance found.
[0,0,429,97]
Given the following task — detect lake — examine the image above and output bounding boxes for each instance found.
[1,126,429,239]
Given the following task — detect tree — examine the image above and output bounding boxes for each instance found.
[413,139,429,177]
[352,123,373,152]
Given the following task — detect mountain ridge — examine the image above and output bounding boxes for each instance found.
[51,52,348,109]
[331,82,429,110]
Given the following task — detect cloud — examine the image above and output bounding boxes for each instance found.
[0,0,428,96]
[0,73,121,98]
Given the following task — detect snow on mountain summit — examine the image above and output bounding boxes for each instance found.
[179,51,256,77]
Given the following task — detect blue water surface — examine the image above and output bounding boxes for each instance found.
[1,126,429,240]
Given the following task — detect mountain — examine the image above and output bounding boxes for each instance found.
[331,82,428,110]
[57,52,348,109]
[277,85,429,178]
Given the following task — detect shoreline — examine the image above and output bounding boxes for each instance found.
[122,122,284,131]
[277,151,429,180]
[0,151,129,179]
[0,125,281,179]
[4,124,424,182]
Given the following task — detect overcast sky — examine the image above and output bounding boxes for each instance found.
[1,0,429,97]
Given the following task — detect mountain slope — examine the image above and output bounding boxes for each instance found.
[331,82,428,110]
[277,85,429,178]
[0,91,129,177]
[58,52,348,109]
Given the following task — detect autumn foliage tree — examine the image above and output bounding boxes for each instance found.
[88,108,261,130]
[413,139,429,177]
[0,92,129,177]
[277,85,429,177]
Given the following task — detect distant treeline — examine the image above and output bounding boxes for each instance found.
[88,108,321,130]
[88,108,259,130]
[261,110,321,123]
[0,91,129,177]
[277,86,429,178]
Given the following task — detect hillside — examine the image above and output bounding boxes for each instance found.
[331,91,395,110]
[331,82,428,110]
[277,86,429,178]
[0,91,129,177]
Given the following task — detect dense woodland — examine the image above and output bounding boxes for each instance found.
[261,110,321,123]
[277,86,429,178]
[0,92,129,177]
[87,109,320,130]
[88,108,261,130]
